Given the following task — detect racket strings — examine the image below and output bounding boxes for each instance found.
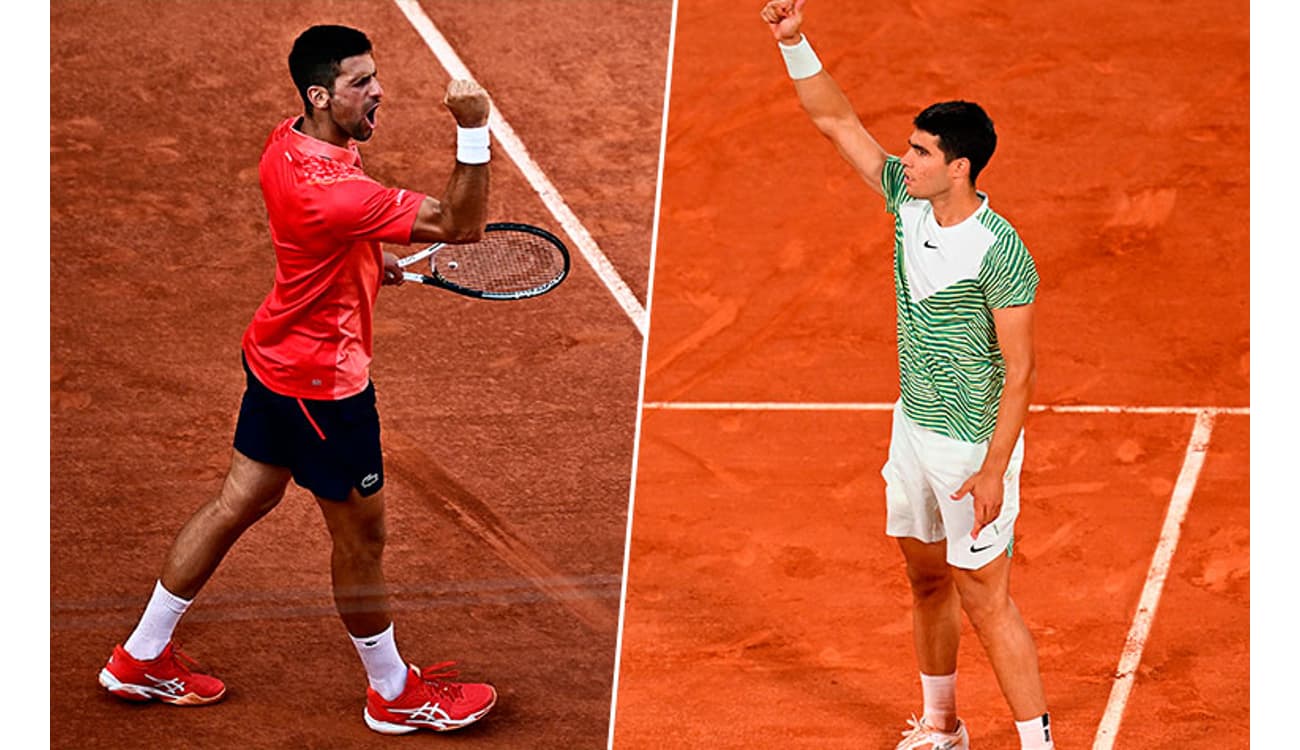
[433,232,566,293]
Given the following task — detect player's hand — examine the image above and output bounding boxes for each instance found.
[382,251,405,286]
[760,0,807,44]
[951,469,1004,540]
[444,79,490,128]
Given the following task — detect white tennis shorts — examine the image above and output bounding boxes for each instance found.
[881,401,1024,570]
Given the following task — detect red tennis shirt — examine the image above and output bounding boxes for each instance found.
[242,117,426,399]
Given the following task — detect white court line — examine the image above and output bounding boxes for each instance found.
[642,401,1250,416]
[605,0,681,743]
[1092,410,1217,749]
[392,0,649,336]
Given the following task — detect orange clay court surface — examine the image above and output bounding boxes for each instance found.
[613,1,1247,749]
[50,1,668,747]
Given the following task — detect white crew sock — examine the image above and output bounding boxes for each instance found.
[1016,713,1055,749]
[349,623,409,701]
[123,580,192,661]
[920,672,958,732]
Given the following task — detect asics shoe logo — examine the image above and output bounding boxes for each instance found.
[392,702,454,728]
[146,675,187,695]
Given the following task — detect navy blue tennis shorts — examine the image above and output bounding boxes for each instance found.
[233,355,384,502]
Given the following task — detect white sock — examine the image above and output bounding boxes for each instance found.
[349,623,409,701]
[123,580,191,661]
[920,672,958,732]
[1015,713,1054,749]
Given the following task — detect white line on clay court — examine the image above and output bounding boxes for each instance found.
[1091,409,1218,748]
[393,0,649,336]
[607,0,680,745]
[641,401,1250,416]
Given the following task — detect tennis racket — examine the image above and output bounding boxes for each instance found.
[397,222,570,300]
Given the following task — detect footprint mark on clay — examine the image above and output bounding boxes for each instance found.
[776,545,824,579]
[1104,188,1178,230]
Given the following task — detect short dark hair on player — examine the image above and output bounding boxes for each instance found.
[913,101,997,184]
[288,25,373,111]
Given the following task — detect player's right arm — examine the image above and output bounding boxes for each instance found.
[409,79,492,244]
[761,0,889,197]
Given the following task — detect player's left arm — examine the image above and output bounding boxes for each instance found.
[952,302,1036,538]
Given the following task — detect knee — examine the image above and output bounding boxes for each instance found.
[213,484,284,528]
[332,513,387,560]
[955,583,1012,631]
[904,561,953,603]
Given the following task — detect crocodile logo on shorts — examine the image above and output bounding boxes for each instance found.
[360,473,380,489]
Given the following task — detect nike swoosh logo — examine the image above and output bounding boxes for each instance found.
[923,240,939,249]
[970,543,994,554]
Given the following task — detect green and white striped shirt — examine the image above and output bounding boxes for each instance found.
[881,156,1038,443]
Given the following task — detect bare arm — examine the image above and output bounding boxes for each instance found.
[409,164,489,245]
[409,79,492,245]
[788,66,889,196]
[984,303,1036,474]
[952,303,1037,538]
[762,0,889,195]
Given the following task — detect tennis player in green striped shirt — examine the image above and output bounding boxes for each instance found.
[762,2,1053,748]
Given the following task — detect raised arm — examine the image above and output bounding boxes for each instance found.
[761,0,889,196]
[409,79,492,244]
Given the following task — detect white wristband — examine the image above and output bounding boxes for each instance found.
[778,34,823,80]
[456,125,490,164]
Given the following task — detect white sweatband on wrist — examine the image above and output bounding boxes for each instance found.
[456,125,490,164]
[779,34,823,80]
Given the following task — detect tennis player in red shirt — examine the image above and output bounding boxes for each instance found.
[99,25,498,734]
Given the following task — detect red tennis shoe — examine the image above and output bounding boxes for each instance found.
[364,662,496,734]
[98,642,227,706]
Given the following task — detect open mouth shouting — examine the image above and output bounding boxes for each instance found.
[345,102,380,142]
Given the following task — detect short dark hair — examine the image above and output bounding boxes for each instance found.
[288,25,372,111]
[913,101,997,184]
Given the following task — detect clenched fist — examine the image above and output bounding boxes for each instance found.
[444,79,490,128]
[760,0,807,43]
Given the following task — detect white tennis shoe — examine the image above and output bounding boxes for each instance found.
[896,714,970,750]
